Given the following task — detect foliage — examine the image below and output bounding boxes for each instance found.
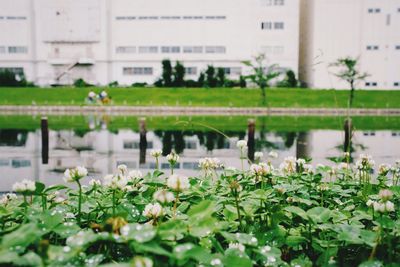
[329,57,369,108]
[216,68,226,87]
[0,69,32,87]
[205,65,218,88]
[108,81,119,88]
[161,59,173,87]
[242,54,281,105]
[73,78,92,88]
[173,61,185,87]
[277,70,298,88]
[0,154,399,266]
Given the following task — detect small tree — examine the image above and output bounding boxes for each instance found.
[242,54,281,105]
[197,72,205,87]
[161,59,173,87]
[277,70,298,88]
[205,65,218,88]
[216,68,226,87]
[330,57,369,108]
[173,61,185,87]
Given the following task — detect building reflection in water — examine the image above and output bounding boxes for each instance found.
[0,123,400,192]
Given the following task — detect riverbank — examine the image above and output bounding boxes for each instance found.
[1,87,399,108]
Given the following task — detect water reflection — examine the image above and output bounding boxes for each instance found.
[1,123,400,191]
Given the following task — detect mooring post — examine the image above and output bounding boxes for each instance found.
[41,117,49,164]
[247,119,255,162]
[344,118,353,154]
[139,118,147,165]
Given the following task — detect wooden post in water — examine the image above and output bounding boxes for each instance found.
[139,118,147,165]
[247,119,255,162]
[344,118,353,154]
[41,117,49,164]
[296,132,311,159]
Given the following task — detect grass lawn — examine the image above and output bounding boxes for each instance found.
[0,87,399,108]
[1,115,399,131]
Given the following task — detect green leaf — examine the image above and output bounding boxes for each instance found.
[121,223,156,243]
[1,223,42,249]
[223,249,252,267]
[358,261,384,267]
[285,235,307,247]
[285,206,308,220]
[306,207,332,223]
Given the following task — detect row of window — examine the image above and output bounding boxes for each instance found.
[0,67,24,75]
[261,0,285,6]
[368,8,400,13]
[122,66,242,76]
[366,45,400,50]
[115,15,226,21]
[0,46,28,54]
[261,22,284,30]
[366,82,400,87]
[116,46,226,54]
[0,16,27,20]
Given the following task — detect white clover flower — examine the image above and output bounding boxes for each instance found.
[117,164,128,176]
[143,203,163,218]
[199,157,221,172]
[279,156,297,175]
[254,151,264,161]
[0,193,17,205]
[343,152,350,158]
[366,199,375,207]
[63,166,88,182]
[12,179,36,193]
[378,164,391,176]
[127,170,143,182]
[167,174,190,192]
[210,258,222,266]
[355,154,375,171]
[373,202,386,213]
[153,189,175,204]
[338,162,351,171]
[150,149,162,158]
[296,158,306,166]
[103,174,127,190]
[378,189,393,201]
[250,163,273,177]
[385,201,395,212]
[88,91,96,98]
[236,140,247,149]
[302,163,314,174]
[132,256,153,267]
[268,151,278,159]
[89,179,102,187]
[228,242,245,252]
[166,152,179,165]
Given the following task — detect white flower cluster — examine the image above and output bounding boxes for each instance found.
[254,152,264,161]
[167,174,190,192]
[166,152,179,165]
[378,164,391,176]
[150,149,162,158]
[48,191,66,203]
[279,156,297,175]
[153,189,175,204]
[199,157,222,172]
[103,165,143,191]
[355,154,375,171]
[338,162,351,171]
[0,193,17,205]
[143,203,163,219]
[132,256,153,267]
[63,166,88,183]
[89,179,102,187]
[228,242,245,252]
[268,151,278,159]
[236,140,247,150]
[366,189,395,213]
[250,163,273,177]
[12,179,36,193]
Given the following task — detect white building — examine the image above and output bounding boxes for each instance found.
[299,0,400,90]
[0,0,300,86]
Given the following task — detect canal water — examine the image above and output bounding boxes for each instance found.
[1,115,399,191]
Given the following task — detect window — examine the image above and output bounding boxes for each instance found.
[368,8,381,14]
[365,82,378,87]
[8,46,28,54]
[185,67,198,75]
[205,16,226,20]
[123,67,153,75]
[222,67,242,75]
[116,46,136,53]
[262,0,284,6]
[274,0,284,5]
[138,16,158,20]
[183,46,203,53]
[395,45,400,50]
[205,46,226,54]
[123,141,139,149]
[6,16,27,20]
[11,159,31,168]
[261,22,272,30]
[116,16,136,20]
[161,46,180,53]
[138,46,158,53]
[160,16,181,20]
[394,82,399,87]
[274,22,284,29]
[183,162,199,170]
[0,46,5,53]
[366,45,379,50]
[0,67,24,75]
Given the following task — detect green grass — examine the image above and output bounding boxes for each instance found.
[1,115,399,132]
[0,87,399,108]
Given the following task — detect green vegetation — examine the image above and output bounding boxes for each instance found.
[0,154,399,266]
[1,115,400,132]
[0,87,399,108]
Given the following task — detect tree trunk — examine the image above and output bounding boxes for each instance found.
[349,81,355,108]
[261,86,266,106]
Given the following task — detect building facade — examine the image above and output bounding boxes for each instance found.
[299,0,400,90]
[0,0,300,86]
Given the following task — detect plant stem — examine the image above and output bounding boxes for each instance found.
[112,189,116,217]
[233,190,243,230]
[76,180,82,224]
[173,192,179,219]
